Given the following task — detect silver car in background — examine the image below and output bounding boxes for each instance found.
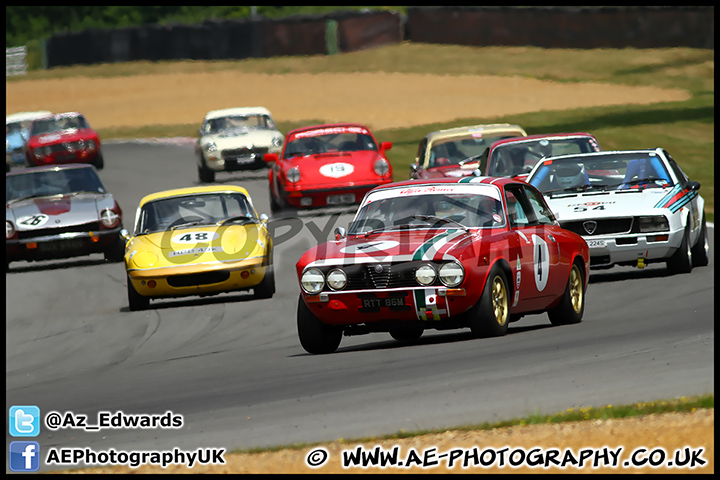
[6,164,125,270]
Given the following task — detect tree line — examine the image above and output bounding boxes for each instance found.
[6,6,403,48]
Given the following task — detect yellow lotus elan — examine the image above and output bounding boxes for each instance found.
[122,185,274,311]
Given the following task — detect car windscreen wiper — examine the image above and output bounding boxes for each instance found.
[217,215,257,226]
[411,214,469,232]
[6,193,60,205]
[360,223,417,238]
[171,220,207,230]
[544,185,591,196]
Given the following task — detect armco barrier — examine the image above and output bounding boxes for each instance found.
[406,6,714,49]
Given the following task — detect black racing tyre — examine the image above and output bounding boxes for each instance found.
[297,294,342,354]
[254,266,275,299]
[198,165,215,183]
[389,325,424,342]
[127,274,149,311]
[547,261,585,326]
[92,152,104,170]
[666,223,693,275]
[198,154,215,183]
[104,235,126,263]
[691,213,709,267]
[269,189,283,216]
[469,266,510,338]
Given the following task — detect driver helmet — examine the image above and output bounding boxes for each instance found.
[554,163,586,189]
[537,139,553,158]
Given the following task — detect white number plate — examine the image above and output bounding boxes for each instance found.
[234,156,254,164]
[586,239,606,248]
[326,193,355,205]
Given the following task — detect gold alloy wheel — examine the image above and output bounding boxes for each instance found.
[492,275,508,326]
[569,265,583,314]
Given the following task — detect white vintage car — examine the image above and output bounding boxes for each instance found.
[525,148,709,274]
[195,107,283,183]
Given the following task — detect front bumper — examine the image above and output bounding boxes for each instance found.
[205,146,280,172]
[583,227,684,268]
[302,286,474,326]
[30,148,100,166]
[127,256,270,298]
[281,180,392,209]
[6,227,122,262]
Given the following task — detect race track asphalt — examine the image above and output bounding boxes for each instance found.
[5,142,714,472]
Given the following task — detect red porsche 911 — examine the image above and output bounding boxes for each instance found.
[295,176,590,354]
[263,123,393,215]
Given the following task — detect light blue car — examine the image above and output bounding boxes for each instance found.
[6,111,51,171]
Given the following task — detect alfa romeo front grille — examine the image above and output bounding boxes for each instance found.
[333,262,442,291]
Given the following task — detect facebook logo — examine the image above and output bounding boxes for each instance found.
[9,441,41,472]
[9,405,40,437]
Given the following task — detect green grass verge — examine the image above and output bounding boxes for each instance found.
[9,44,713,220]
[236,393,713,454]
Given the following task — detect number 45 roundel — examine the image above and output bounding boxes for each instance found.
[532,234,549,292]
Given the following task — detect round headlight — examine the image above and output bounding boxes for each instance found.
[286,166,301,183]
[415,264,436,286]
[439,261,465,287]
[326,268,347,290]
[374,158,390,176]
[6,221,16,239]
[272,136,283,147]
[301,267,325,294]
[100,209,120,228]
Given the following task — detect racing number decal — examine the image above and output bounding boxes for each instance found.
[531,235,549,292]
[573,205,605,213]
[171,231,219,244]
[17,214,50,228]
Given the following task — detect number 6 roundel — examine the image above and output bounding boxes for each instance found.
[532,234,550,292]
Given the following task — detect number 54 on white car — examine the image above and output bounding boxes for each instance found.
[525,148,709,274]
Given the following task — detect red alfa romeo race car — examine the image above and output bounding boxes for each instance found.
[263,123,393,214]
[24,112,104,170]
[295,176,590,354]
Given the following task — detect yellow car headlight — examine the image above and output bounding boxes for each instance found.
[131,251,159,268]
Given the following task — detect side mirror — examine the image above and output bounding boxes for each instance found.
[259,213,269,223]
[380,141,392,152]
[334,226,346,240]
[120,228,130,241]
[410,163,418,172]
[264,152,279,164]
[687,181,701,191]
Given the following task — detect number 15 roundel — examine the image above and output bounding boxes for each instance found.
[532,234,549,292]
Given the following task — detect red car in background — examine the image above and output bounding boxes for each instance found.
[24,112,104,170]
[476,133,602,181]
[263,123,393,215]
